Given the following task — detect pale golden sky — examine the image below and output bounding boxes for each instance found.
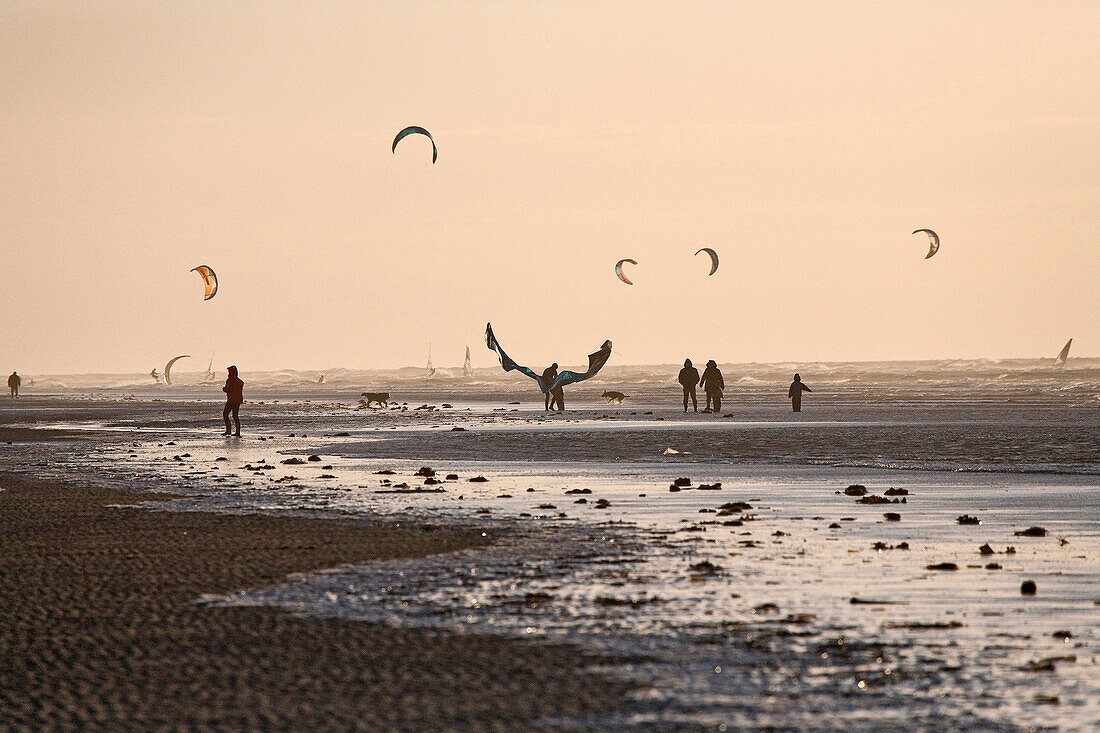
[2,1,1097,373]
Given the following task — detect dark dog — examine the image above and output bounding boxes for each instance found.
[601,391,627,404]
[361,392,390,408]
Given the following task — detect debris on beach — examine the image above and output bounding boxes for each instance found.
[697,483,722,490]
[469,476,489,482]
[872,542,909,551]
[565,488,592,494]
[884,487,909,496]
[280,457,305,465]
[883,512,901,521]
[687,560,723,576]
[307,455,322,462]
[1015,526,1047,537]
[856,495,896,505]
[1021,580,1038,595]
[850,597,903,605]
[925,562,959,571]
[843,485,868,496]
[415,466,435,477]
[446,474,459,480]
[673,478,692,487]
[979,543,995,555]
[956,515,981,525]
[1052,630,1073,640]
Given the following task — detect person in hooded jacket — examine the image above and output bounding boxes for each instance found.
[699,360,724,413]
[222,365,244,436]
[788,373,812,412]
[541,363,558,411]
[677,359,699,412]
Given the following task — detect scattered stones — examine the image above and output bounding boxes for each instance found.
[332,432,350,437]
[926,562,959,571]
[984,563,1002,570]
[537,504,556,510]
[883,487,909,496]
[885,620,965,630]
[687,560,723,576]
[595,499,611,509]
[375,469,395,475]
[843,485,868,496]
[574,498,587,504]
[883,512,901,521]
[1015,527,1047,537]
[872,542,909,551]
[697,483,722,490]
[450,427,466,432]
[752,603,780,614]
[424,477,441,485]
[280,457,306,465]
[415,467,436,477]
[565,488,592,494]
[828,522,842,529]
[849,597,901,605]
[956,515,981,525]
[468,476,489,483]
[1052,630,1073,640]
[673,478,692,487]
[445,474,459,480]
[856,495,893,505]
[1021,580,1037,595]
[979,543,995,555]
[308,455,322,462]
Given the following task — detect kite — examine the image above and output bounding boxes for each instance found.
[912,229,940,259]
[485,322,612,393]
[163,355,190,386]
[392,126,438,163]
[615,259,637,285]
[695,248,719,275]
[190,265,218,300]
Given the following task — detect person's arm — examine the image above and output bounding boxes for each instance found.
[804,385,812,392]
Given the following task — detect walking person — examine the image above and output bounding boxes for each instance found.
[678,359,699,412]
[699,360,724,413]
[8,371,21,398]
[788,373,812,412]
[221,365,244,436]
[541,363,558,411]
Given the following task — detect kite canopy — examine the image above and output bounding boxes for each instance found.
[912,229,940,259]
[190,265,218,300]
[614,259,637,285]
[392,126,438,163]
[485,323,612,393]
[695,248,719,275]
[163,355,190,386]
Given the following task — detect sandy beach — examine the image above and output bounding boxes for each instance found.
[0,468,633,731]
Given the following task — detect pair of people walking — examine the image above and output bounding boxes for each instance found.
[678,359,724,413]
[541,363,564,411]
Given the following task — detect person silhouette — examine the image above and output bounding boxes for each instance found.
[678,359,699,412]
[699,360,724,413]
[8,371,21,398]
[222,366,244,436]
[541,363,558,411]
[788,373,812,412]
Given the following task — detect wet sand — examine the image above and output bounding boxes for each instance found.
[0,474,633,731]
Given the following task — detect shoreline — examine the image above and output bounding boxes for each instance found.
[0,473,634,730]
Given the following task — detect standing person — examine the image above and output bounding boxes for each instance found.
[221,365,244,437]
[699,360,724,413]
[788,373,812,412]
[8,371,21,398]
[541,363,558,411]
[678,359,699,412]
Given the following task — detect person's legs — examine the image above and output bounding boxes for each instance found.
[714,395,721,413]
[690,387,697,411]
[544,391,551,410]
[792,395,801,412]
[682,387,689,412]
[222,402,232,434]
[231,404,241,436]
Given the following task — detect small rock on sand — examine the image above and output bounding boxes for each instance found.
[1014,527,1047,537]
[281,457,306,465]
[1021,580,1037,595]
[979,543,995,555]
[883,512,901,521]
[468,476,489,483]
[926,562,959,571]
[415,467,435,477]
[956,515,981,525]
[844,485,868,496]
[883,487,909,496]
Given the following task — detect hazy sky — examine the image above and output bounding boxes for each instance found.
[2,1,1097,373]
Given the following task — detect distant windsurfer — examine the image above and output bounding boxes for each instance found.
[678,359,699,412]
[699,360,724,413]
[8,371,21,398]
[788,373,812,412]
[150,369,160,383]
[222,365,244,437]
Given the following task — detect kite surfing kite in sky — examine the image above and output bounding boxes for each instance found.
[392,126,438,163]
[163,355,190,386]
[912,229,940,259]
[485,323,612,393]
[695,248,719,276]
[615,259,637,285]
[190,265,218,300]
